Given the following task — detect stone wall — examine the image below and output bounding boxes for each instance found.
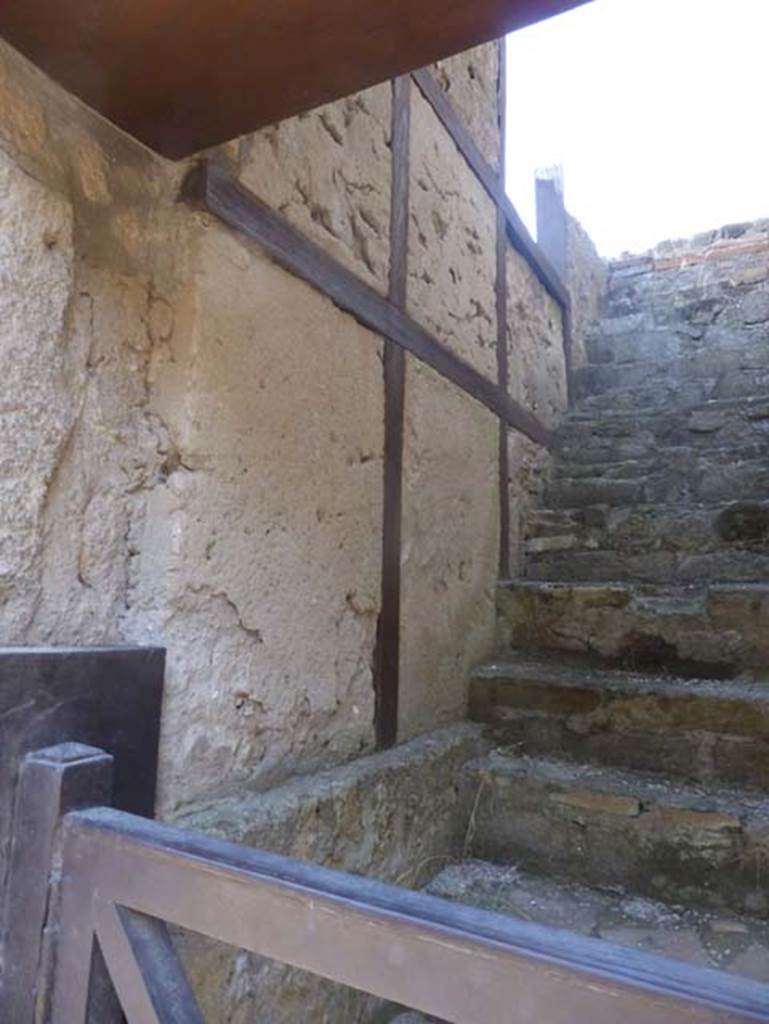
[177,724,487,1022]
[0,36,572,822]
[577,219,769,406]
[566,212,608,370]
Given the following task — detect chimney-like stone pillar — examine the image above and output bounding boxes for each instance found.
[535,166,568,281]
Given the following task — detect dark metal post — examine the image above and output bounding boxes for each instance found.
[0,744,114,1024]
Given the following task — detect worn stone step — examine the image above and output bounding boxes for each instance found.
[582,329,769,374]
[576,379,716,414]
[558,399,769,464]
[550,440,767,481]
[460,752,769,916]
[525,549,769,585]
[427,860,769,983]
[574,353,769,404]
[527,501,769,551]
[584,324,769,369]
[544,451,769,509]
[575,374,769,415]
[525,502,769,583]
[469,656,769,788]
[497,580,769,677]
[526,548,769,585]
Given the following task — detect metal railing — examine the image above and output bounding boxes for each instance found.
[5,744,769,1024]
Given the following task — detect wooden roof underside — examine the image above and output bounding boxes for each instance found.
[0,1,590,159]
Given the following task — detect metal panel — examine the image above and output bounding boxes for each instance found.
[0,647,164,1000]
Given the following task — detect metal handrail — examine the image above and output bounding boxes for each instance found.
[51,805,769,1024]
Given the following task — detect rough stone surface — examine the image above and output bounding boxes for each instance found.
[524,218,769,586]
[505,432,552,576]
[502,244,567,575]
[565,212,607,370]
[0,149,75,631]
[428,860,769,983]
[127,222,385,812]
[408,88,498,377]
[239,84,392,293]
[507,247,567,429]
[0,40,185,656]
[432,42,501,171]
[498,580,769,675]
[177,725,487,1023]
[470,655,769,788]
[462,751,769,916]
[400,367,498,738]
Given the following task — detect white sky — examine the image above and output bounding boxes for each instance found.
[506,0,769,257]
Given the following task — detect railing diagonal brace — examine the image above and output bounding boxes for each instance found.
[94,900,205,1024]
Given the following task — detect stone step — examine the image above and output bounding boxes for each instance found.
[524,500,769,584]
[544,450,769,509]
[582,327,701,368]
[558,397,769,464]
[576,379,716,414]
[550,440,767,480]
[527,501,769,552]
[574,373,769,415]
[566,392,769,433]
[460,752,769,916]
[574,354,769,404]
[427,860,769,983]
[469,656,769,788]
[525,548,769,585]
[497,580,769,677]
[583,330,769,377]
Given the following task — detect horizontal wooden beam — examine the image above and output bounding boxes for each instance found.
[0,1,592,158]
[412,67,571,311]
[54,807,769,1024]
[186,160,553,448]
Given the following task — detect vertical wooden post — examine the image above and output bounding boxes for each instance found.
[1,744,115,1023]
[496,39,511,578]
[376,75,411,749]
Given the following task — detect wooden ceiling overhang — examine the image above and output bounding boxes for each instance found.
[0,1,590,159]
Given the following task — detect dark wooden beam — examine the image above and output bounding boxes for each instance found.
[375,76,411,751]
[495,42,512,580]
[0,1,591,159]
[186,160,553,448]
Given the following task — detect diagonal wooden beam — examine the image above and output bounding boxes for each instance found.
[411,67,571,311]
[185,159,553,449]
[94,901,204,1024]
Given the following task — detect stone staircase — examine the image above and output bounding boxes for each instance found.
[427,224,769,996]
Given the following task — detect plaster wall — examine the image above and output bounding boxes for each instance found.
[432,42,502,172]
[0,41,385,816]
